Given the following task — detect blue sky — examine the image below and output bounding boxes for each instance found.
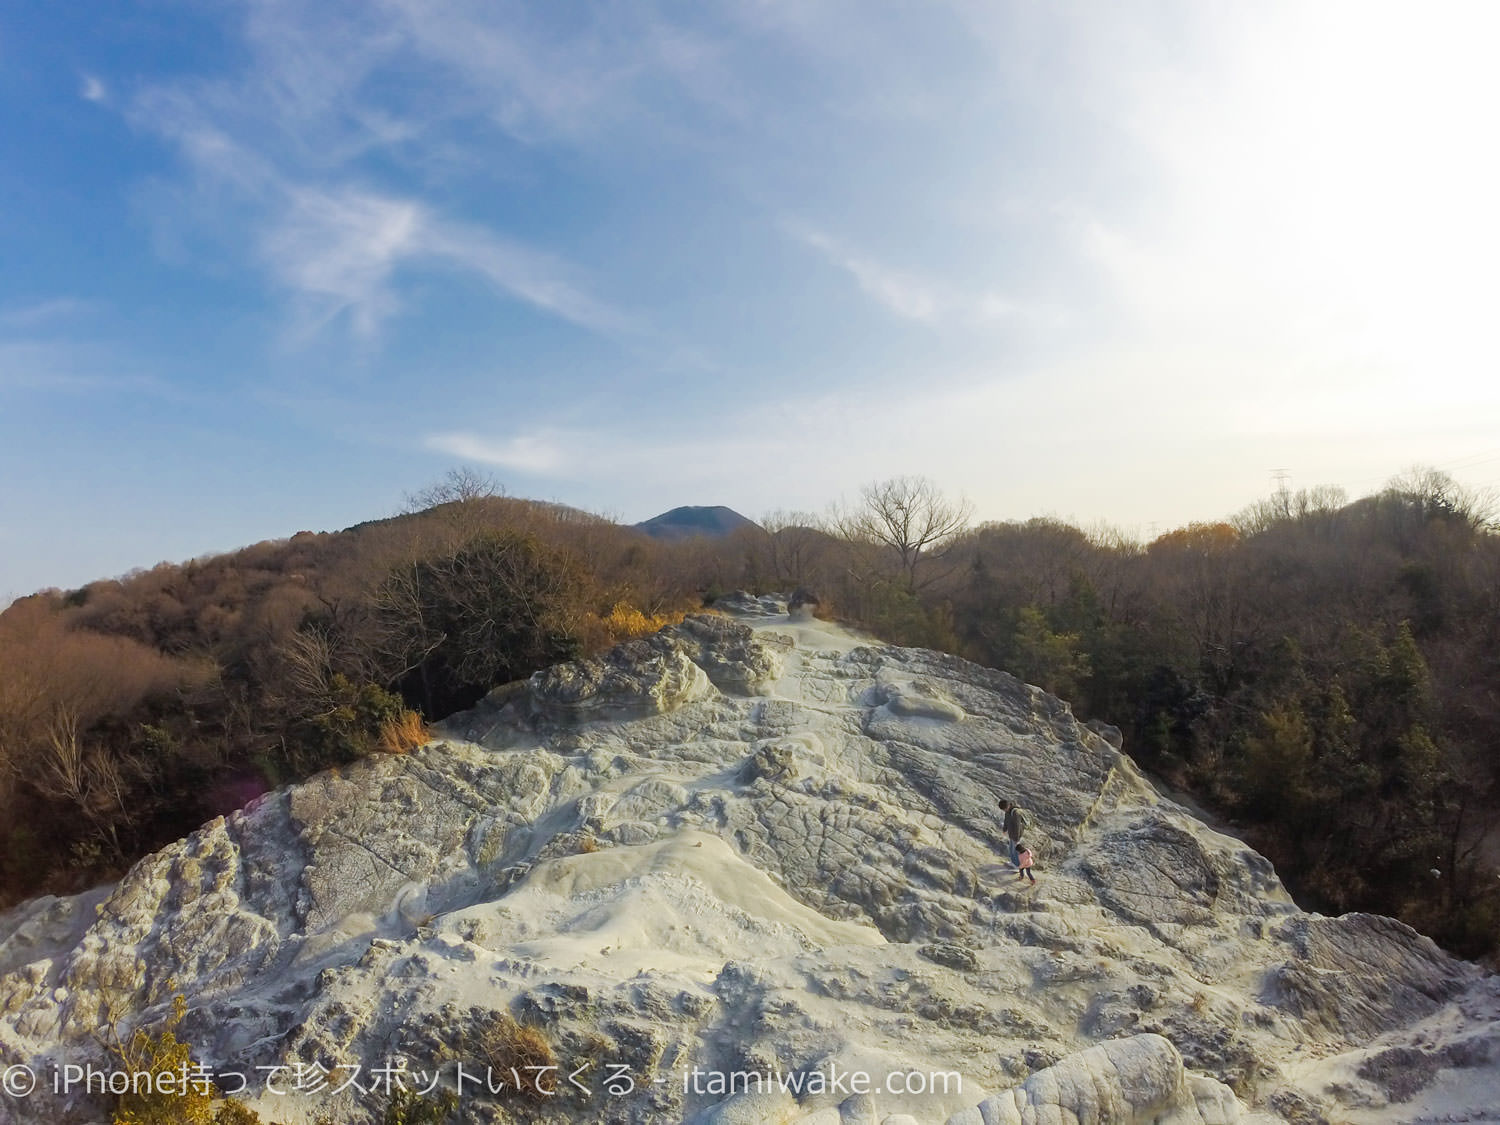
[4,1,1500,600]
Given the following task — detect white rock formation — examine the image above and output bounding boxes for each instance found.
[1,598,1497,1124]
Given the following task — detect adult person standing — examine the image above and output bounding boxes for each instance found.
[999,798,1029,867]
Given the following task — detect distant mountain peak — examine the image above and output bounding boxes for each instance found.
[632,505,758,540]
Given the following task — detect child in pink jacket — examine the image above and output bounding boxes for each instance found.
[1015,842,1036,885]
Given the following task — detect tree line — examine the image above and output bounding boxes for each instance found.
[2,468,1497,960]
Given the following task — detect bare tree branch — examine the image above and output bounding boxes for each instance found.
[836,476,973,591]
[403,466,505,514]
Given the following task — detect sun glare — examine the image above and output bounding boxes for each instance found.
[1128,2,1500,398]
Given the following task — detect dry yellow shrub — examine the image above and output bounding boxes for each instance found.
[571,600,695,657]
[108,995,271,1124]
[480,1013,558,1099]
[375,710,430,755]
[600,601,686,641]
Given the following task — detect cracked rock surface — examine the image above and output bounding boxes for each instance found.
[1,599,1496,1125]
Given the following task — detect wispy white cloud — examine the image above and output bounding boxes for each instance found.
[0,299,91,327]
[261,187,420,338]
[422,222,635,336]
[367,0,743,144]
[136,0,749,174]
[425,424,806,497]
[80,73,107,104]
[0,340,169,397]
[791,225,1029,327]
[114,1,1051,355]
[118,3,643,343]
[255,185,632,339]
[126,93,631,341]
[799,228,940,323]
[418,377,1043,504]
[425,429,573,475]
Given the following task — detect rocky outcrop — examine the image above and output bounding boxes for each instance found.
[1,607,1495,1125]
[948,1034,1239,1125]
[1260,914,1476,1043]
[660,614,789,695]
[530,632,714,720]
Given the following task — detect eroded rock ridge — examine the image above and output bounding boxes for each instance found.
[2,598,1496,1124]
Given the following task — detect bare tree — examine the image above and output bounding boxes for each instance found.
[398,466,512,554]
[1233,485,1350,535]
[837,477,974,592]
[756,510,834,590]
[402,466,505,514]
[40,703,135,857]
[1384,466,1497,532]
[273,621,384,718]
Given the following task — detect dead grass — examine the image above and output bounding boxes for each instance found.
[571,600,694,655]
[376,709,430,754]
[600,601,689,641]
[481,1013,558,1099]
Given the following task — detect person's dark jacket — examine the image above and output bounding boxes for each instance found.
[1003,806,1024,842]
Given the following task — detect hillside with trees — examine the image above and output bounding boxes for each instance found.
[0,474,717,909]
[2,468,1497,962]
[810,471,1500,959]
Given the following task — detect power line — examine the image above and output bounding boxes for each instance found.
[1262,451,1500,503]
[1436,447,1500,471]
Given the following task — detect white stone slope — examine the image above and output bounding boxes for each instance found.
[1,596,1497,1125]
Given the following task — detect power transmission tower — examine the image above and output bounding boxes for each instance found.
[1270,468,1291,517]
